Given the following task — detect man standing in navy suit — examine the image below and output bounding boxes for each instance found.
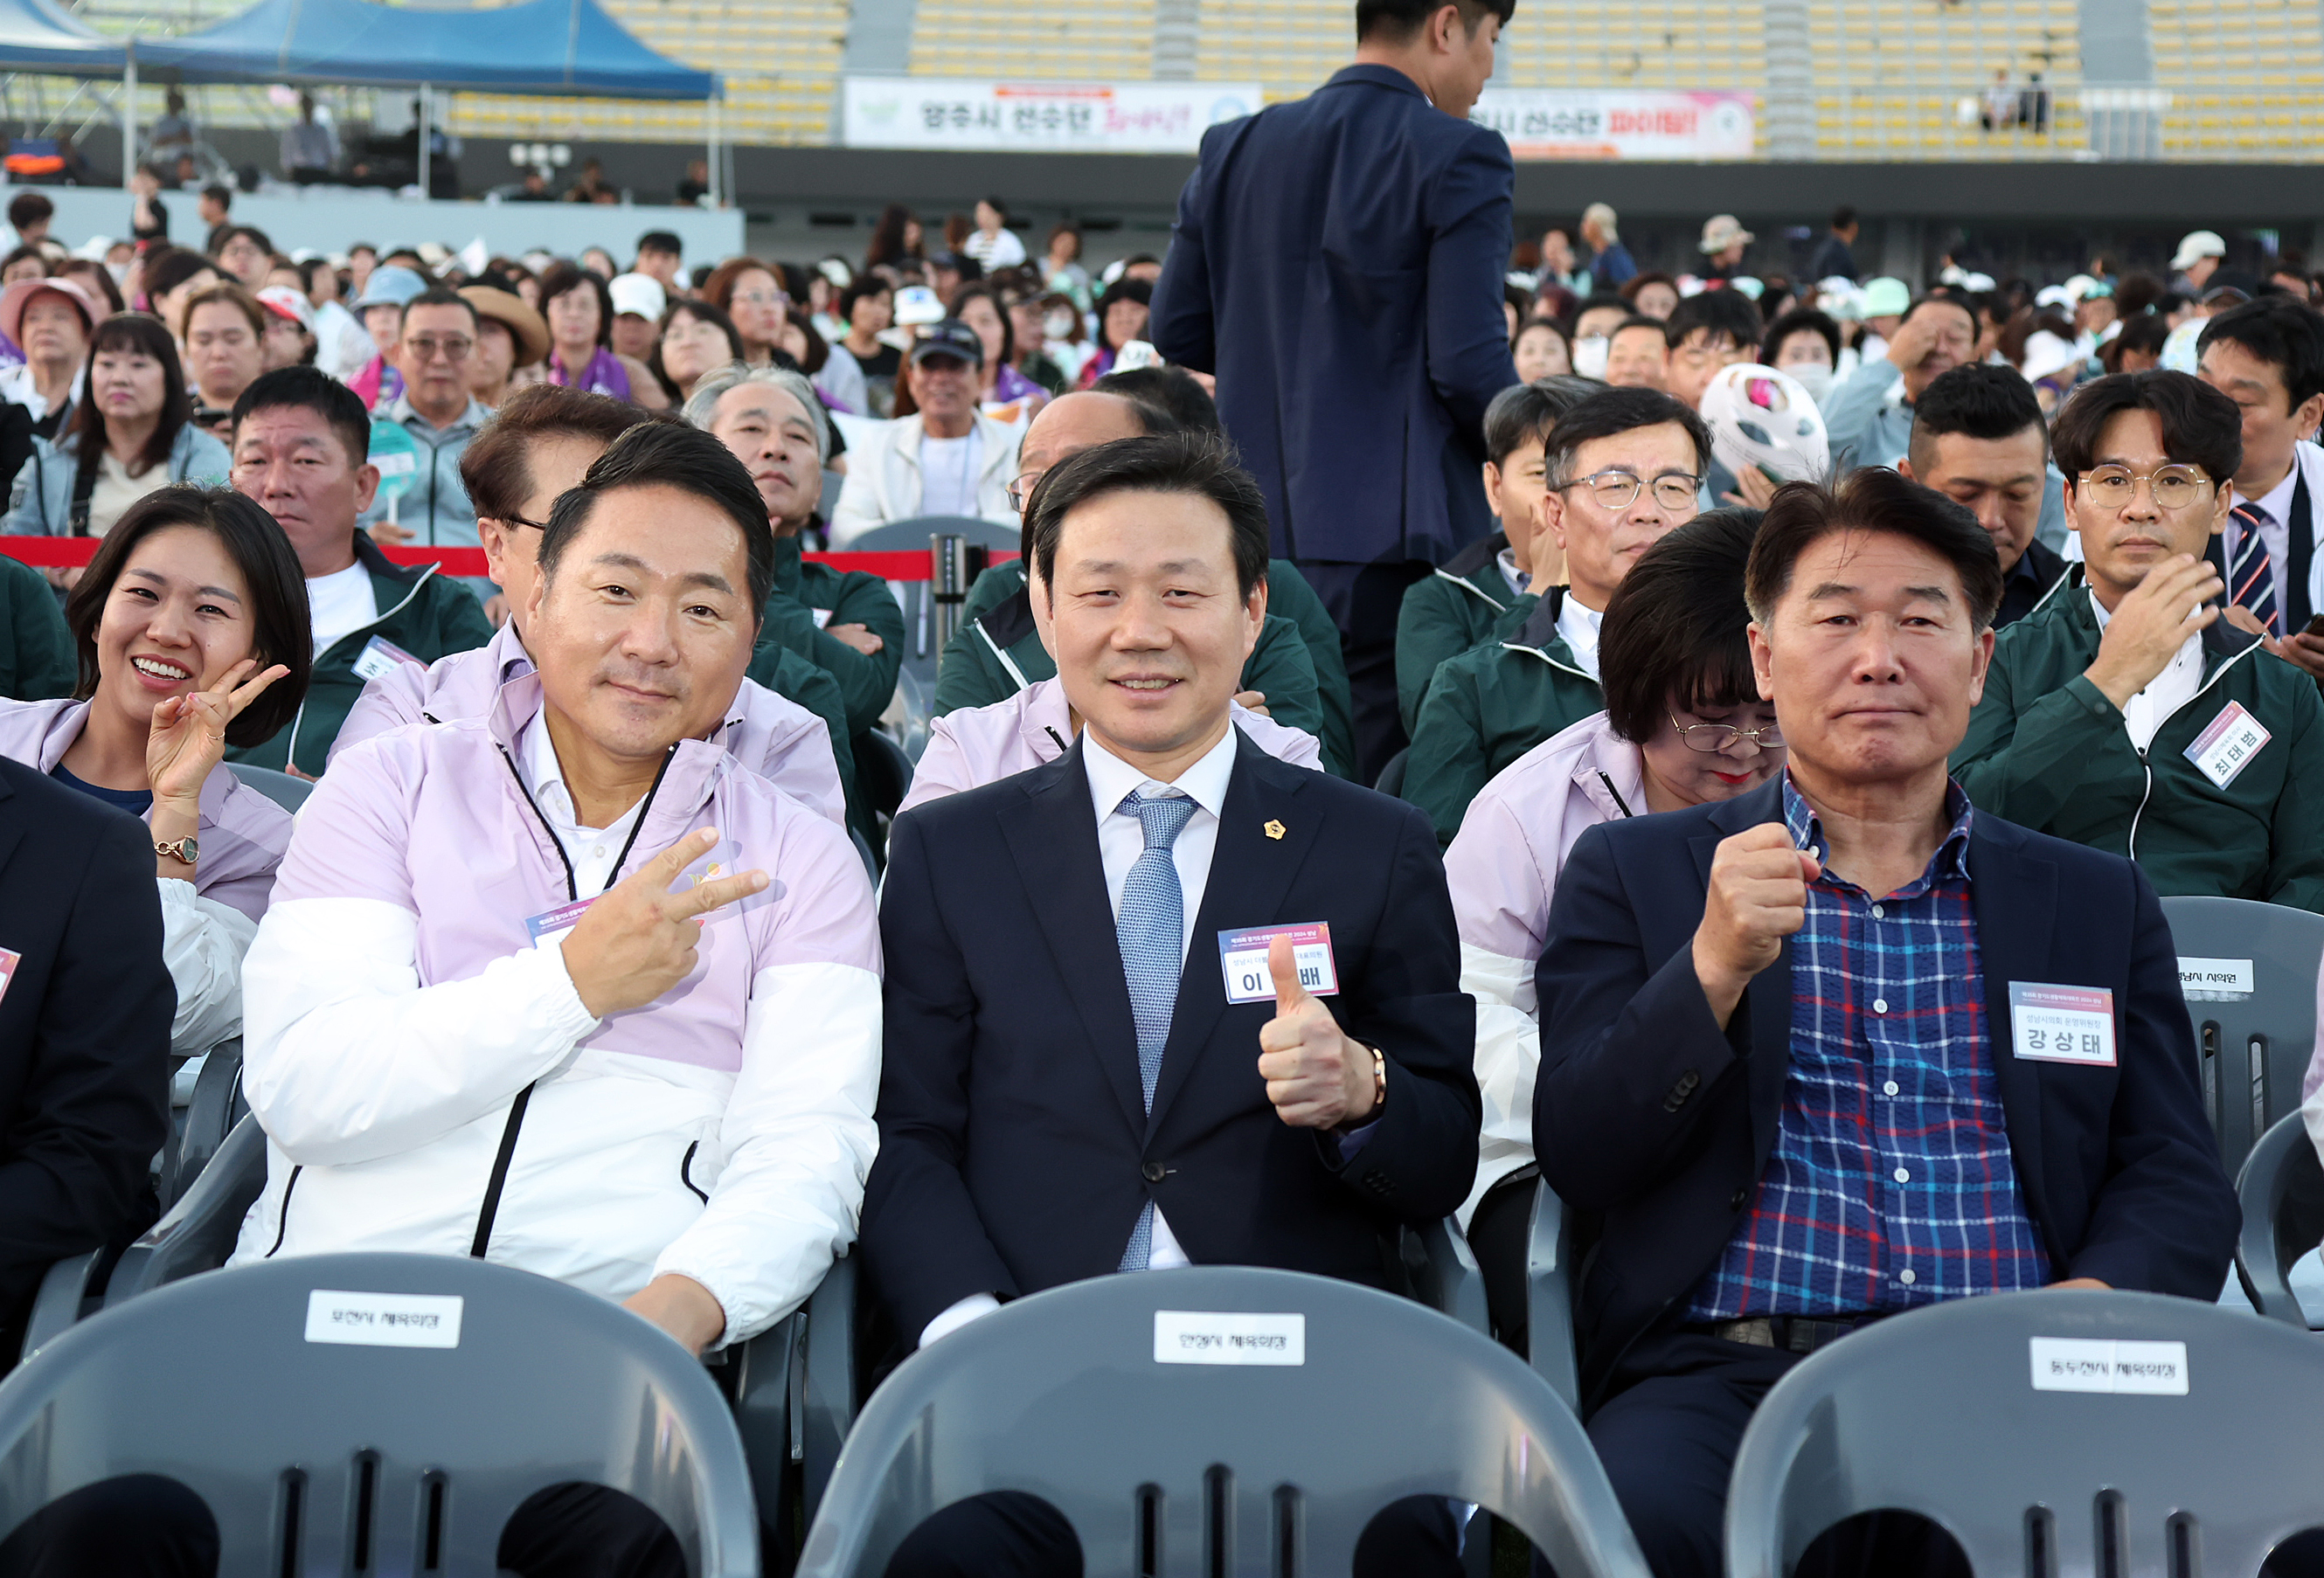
[866,432,1478,1575]
[1148,0,1521,781]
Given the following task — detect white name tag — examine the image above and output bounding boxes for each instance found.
[2029,1337,2188,1395]
[2178,956,2256,1002]
[2184,700,2270,789]
[810,606,833,628]
[304,1290,464,1348]
[350,633,425,684]
[2009,981,2117,1067]
[1217,923,1339,1005]
[1154,1310,1306,1366]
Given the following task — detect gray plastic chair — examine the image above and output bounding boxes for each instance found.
[1726,1286,2324,1578]
[230,763,312,812]
[2159,894,2324,1173]
[841,515,1023,556]
[1373,747,1410,799]
[0,1251,760,1575]
[794,1264,1649,1578]
[98,1113,268,1318]
[1526,1179,1581,1410]
[2237,1109,2324,1329]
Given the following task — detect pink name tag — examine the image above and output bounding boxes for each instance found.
[2008,982,2117,1067]
[1218,923,1339,1004]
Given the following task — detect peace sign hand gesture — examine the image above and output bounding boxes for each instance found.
[146,658,292,812]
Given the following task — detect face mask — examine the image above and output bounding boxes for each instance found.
[1785,362,1834,403]
[1573,336,1610,380]
[1044,312,1075,341]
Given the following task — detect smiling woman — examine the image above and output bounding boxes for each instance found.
[0,486,310,1054]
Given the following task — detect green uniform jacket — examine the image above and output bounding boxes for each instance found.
[1953,566,2324,910]
[0,550,73,700]
[932,561,1328,754]
[229,533,494,776]
[1394,530,1516,737]
[761,532,905,737]
[1257,561,1356,779]
[745,638,859,827]
[1403,586,1603,848]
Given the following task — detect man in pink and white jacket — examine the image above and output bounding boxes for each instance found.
[233,419,881,1360]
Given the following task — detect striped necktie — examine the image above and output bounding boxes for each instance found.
[2229,501,2282,639]
[1115,788,1197,1272]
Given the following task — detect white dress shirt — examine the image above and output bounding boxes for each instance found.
[2092,591,2204,752]
[520,710,648,896]
[1557,594,1606,679]
[1495,545,1528,599]
[306,560,378,656]
[2230,453,2307,620]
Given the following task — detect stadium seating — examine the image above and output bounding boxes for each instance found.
[1725,1286,2324,1578]
[794,1262,1653,1577]
[2158,893,2324,1173]
[2237,1111,2324,1330]
[230,763,311,812]
[908,0,1158,81]
[1804,0,2082,159]
[0,1249,761,1574]
[2150,0,2324,160]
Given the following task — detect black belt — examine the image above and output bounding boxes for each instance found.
[1691,1312,1884,1355]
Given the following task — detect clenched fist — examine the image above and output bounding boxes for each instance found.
[1257,932,1374,1130]
[1693,823,1821,1028]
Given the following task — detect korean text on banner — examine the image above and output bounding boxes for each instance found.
[1469,89,1758,160]
[842,78,1263,154]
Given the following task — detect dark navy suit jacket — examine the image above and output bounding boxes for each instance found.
[1148,66,1519,569]
[1531,776,2238,1405]
[863,729,1479,1342]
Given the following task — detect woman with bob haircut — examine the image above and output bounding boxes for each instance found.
[0,485,310,1053]
[1440,509,1784,1330]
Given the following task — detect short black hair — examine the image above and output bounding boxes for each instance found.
[538,261,612,349]
[1482,375,1601,467]
[214,224,273,259]
[233,364,371,469]
[837,273,891,321]
[1599,507,1763,744]
[1761,307,1841,368]
[635,230,683,257]
[980,195,1009,219]
[2050,369,2244,488]
[1745,467,2004,632]
[1903,292,1979,337]
[1609,315,1668,350]
[1831,204,1857,232]
[1026,431,1270,604]
[1908,363,2048,474]
[1540,386,1712,488]
[2196,295,2324,411]
[1093,365,1214,433]
[65,486,311,746]
[1664,289,1763,352]
[6,191,51,231]
[200,183,232,209]
[1355,0,1512,45]
[401,286,478,330]
[538,419,775,620]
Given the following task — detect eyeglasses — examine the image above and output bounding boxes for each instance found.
[1670,711,1786,753]
[503,512,549,531]
[1006,470,1043,512]
[406,336,474,363]
[730,289,787,309]
[2078,465,2212,510]
[1563,469,1703,512]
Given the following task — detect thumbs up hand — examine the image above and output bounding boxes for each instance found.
[1256,932,1376,1131]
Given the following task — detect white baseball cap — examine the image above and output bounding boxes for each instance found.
[607,272,666,321]
[2171,231,2226,272]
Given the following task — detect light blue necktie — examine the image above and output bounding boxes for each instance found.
[1116,787,1197,1271]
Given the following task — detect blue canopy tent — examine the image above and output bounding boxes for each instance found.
[0,0,128,73]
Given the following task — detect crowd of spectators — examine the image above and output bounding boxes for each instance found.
[0,10,2322,1572]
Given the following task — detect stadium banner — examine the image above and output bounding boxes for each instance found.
[841,77,1263,153]
[1470,89,1757,160]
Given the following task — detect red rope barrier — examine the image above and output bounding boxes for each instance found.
[0,538,1013,582]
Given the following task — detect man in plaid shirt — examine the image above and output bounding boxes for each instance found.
[1535,467,2237,1578]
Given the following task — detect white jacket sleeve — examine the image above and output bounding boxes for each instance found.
[158,878,257,1056]
[826,456,889,549]
[240,895,600,1166]
[654,959,882,1345]
[1456,941,1540,1232]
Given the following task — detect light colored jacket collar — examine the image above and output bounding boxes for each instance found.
[385,391,490,438]
[2,696,235,828]
[485,671,739,834]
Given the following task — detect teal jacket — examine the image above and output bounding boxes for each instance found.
[744,637,858,827]
[1953,566,2324,910]
[1394,530,1517,736]
[1403,585,1603,848]
[228,533,494,776]
[933,561,1329,759]
[1255,560,1356,779]
[0,550,73,700]
[760,531,906,738]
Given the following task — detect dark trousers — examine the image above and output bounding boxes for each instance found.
[1293,559,1431,786]
[0,1475,681,1578]
[885,1489,1464,1577]
[1466,1171,1536,1356]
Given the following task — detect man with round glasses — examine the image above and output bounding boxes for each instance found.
[1405,387,1710,846]
[1954,370,2324,909]
[358,287,490,552]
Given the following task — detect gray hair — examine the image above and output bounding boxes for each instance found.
[681,362,830,464]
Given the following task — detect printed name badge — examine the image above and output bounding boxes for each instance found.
[2008,982,2118,1067]
[305,1289,464,1349]
[1218,923,1339,1005]
[0,946,17,1007]
[350,633,427,684]
[1154,1310,1306,1367]
[2029,1337,2188,1395]
[810,607,833,629]
[522,841,780,948]
[2184,700,2271,790]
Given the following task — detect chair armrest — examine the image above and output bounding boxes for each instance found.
[1526,1180,1581,1410]
[2237,1110,2324,1328]
[106,1115,269,1310]
[800,1249,859,1520]
[727,1312,801,1543]
[18,1249,105,1363]
[165,1038,244,1209]
[1404,1216,1490,1337]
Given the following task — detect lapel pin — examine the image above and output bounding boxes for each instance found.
[1263,819,1286,841]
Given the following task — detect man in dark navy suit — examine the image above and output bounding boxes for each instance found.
[1148,0,1520,781]
[1533,469,2237,1578]
[865,432,1478,1575]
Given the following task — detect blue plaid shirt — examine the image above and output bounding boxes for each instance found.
[1686,776,2050,1320]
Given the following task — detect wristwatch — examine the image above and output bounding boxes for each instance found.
[154,835,198,867]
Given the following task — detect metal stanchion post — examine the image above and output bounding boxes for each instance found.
[929,534,990,673]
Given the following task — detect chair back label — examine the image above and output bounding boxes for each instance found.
[305,1289,466,1349]
[1154,1310,1306,1367]
[2029,1337,2188,1395]
[2178,956,2256,1002]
